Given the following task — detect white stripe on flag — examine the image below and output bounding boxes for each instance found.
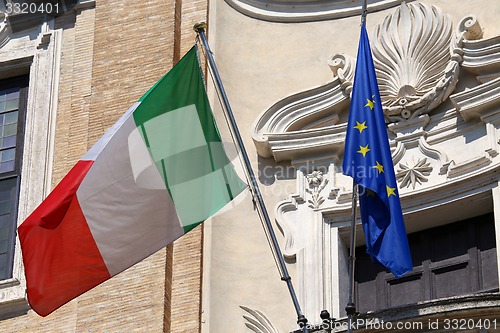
[77,115,184,276]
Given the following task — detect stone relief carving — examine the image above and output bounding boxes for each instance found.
[388,114,450,177]
[251,1,500,325]
[0,12,11,49]
[252,1,499,175]
[396,156,432,189]
[306,170,329,209]
[252,2,484,163]
[331,2,468,122]
[371,2,459,121]
[241,306,280,333]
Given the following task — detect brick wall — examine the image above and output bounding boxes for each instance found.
[169,1,208,331]
[0,0,208,331]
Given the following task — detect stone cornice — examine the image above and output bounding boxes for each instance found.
[450,76,500,122]
[224,0,406,23]
[252,2,500,170]
[252,77,349,161]
[320,293,500,333]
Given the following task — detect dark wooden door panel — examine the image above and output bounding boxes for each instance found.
[354,213,498,312]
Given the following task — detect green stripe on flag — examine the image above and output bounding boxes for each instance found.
[132,46,246,232]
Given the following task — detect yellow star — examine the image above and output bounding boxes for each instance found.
[357,144,370,157]
[354,121,368,133]
[386,185,397,197]
[366,189,376,197]
[373,161,384,173]
[365,96,375,110]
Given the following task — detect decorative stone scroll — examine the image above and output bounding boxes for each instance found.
[0,12,10,49]
[241,306,280,333]
[252,2,490,163]
[250,1,500,326]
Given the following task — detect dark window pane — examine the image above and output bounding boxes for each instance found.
[0,225,8,242]
[1,148,15,162]
[0,177,17,280]
[4,100,19,112]
[0,178,16,216]
[4,89,19,100]
[0,215,9,227]
[0,238,7,253]
[0,75,28,281]
[2,136,16,149]
[4,111,18,124]
[0,201,11,215]
[0,160,15,173]
[2,123,17,137]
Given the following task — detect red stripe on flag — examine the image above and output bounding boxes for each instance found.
[18,160,111,316]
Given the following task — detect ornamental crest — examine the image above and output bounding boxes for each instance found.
[330,1,465,122]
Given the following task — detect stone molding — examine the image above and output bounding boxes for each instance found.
[224,0,405,23]
[251,1,500,325]
[332,293,500,333]
[251,78,349,161]
[251,1,500,183]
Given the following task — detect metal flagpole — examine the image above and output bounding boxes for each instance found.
[346,2,368,332]
[194,22,309,332]
[361,0,368,25]
[346,182,358,333]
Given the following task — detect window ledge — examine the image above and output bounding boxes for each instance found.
[0,278,20,289]
[0,278,28,320]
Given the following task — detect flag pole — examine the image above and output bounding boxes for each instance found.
[194,22,309,332]
[346,182,358,333]
[361,0,368,24]
[345,2,368,332]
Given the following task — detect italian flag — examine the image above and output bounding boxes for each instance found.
[18,46,246,317]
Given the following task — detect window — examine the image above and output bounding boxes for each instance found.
[354,213,498,313]
[0,75,27,281]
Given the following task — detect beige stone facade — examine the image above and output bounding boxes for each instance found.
[0,0,499,332]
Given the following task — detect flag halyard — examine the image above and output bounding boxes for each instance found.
[342,24,412,278]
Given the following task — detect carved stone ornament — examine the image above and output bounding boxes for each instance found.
[372,2,458,121]
[240,306,280,333]
[306,170,328,209]
[396,156,432,189]
[251,1,500,324]
[0,12,11,49]
[251,1,498,163]
[332,2,461,122]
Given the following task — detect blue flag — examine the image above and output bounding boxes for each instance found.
[342,24,412,278]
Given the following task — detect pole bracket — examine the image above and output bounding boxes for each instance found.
[345,302,357,316]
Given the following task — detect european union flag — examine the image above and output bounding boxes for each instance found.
[342,24,412,278]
